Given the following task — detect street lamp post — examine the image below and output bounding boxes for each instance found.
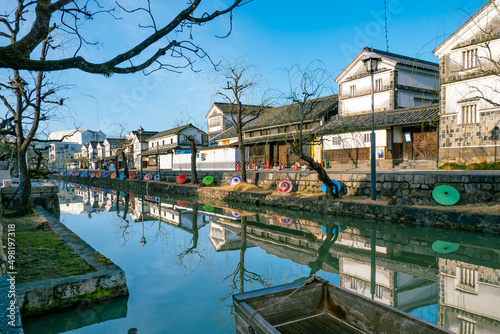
[138,126,144,180]
[362,50,382,201]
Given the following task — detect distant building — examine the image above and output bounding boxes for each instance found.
[142,124,207,170]
[48,129,105,171]
[434,0,500,165]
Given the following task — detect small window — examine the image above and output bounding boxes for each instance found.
[460,318,476,334]
[459,267,477,289]
[462,105,478,124]
[350,85,356,97]
[363,133,371,143]
[170,138,173,144]
[462,49,478,70]
[332,136,341,146]
[375,79,383,91]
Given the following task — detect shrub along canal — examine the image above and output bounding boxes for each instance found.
[21,181,500,334]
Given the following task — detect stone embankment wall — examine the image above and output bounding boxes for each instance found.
[197,189,500,234]
[61,170,500,205]
[221,171,500,205]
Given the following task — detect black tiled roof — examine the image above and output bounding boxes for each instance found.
[213,102,268,116]
[141,144,179,156]
[368,47,439,72]
[211,95,338,141]
[148,124,193,140]
[316,104,440,135]
[245,95,338,130]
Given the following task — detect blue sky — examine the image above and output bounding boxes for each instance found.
[44,0,489,138]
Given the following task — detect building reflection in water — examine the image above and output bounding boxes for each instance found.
[65,183,500,334]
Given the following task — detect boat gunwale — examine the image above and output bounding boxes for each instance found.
[233,280,455,334]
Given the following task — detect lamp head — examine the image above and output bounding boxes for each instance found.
[362,51,382,74]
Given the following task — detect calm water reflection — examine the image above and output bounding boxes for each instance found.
[22,181,500,334]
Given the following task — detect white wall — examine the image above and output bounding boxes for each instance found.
[324,130,388,151]
[172,147,242,171]
[342,92,391,115]
[159,153,173,169]
[397,68,439,90]
[443,76,500,119]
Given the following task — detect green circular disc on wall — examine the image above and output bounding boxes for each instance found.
[203,205,214,212]
[202,175,214,185]
[432,240,460,254]
[432,185,460,205]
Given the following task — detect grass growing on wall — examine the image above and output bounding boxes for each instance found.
[439,162,500,170]
[1,210,94,283]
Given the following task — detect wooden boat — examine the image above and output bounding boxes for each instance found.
[233,276,452,334]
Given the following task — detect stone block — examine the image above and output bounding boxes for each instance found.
[99,270,128,290]
[55,278,98,299]
[23,286,54,308]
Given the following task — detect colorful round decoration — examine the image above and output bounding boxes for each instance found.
[91,173,96,178]
[230,211,242,219]
[103,189,109,193]
[277,179,293,193]
[277,216,293,225]
[144,195,153,200]
[321,179,342,194]
[176,200,187,207]
[111,173,116,179]
[432,185,460,206]
[203,205,215,212]
[96,173,101,178]
[202,175,214,185]
[103,172,109,178]
[229,176,242,186]
[85,173,89,177]
[176,174,187,183]
[80,173,84,177]
[322,226,342,234]
[144,173,152,181]
[119,173,125,179]
[432,240,460,254]
[120,191,126,196]
[129,173,134,179]
[75,172,80,176]
[153,173,160,181]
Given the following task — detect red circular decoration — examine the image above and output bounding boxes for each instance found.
[176,200,187,207]
[277,179,293,193]
[277,216,293,225]
[96,173,101,178]
[91,173,96,178]
[129,173,134,179]
[176,174,187,184]
[111,173,117,179]
[144,173,152,181]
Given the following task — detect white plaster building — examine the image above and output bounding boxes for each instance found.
[434,0,500,164]
[47,129,105,171]
[318,47,440,169]
[142,124,207,170]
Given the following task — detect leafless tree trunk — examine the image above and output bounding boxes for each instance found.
[284,62,338,199]
[215,59,270,182]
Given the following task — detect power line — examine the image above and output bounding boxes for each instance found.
[385,0,389,52]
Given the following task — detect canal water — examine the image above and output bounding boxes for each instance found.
[22,181,500,334]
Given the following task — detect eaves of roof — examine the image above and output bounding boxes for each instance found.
[315,104,440,135]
